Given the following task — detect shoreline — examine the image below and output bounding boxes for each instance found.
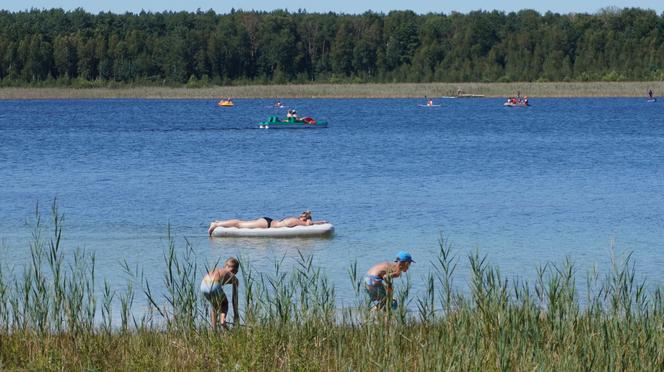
[0,81,662,99]
[1,224,662,369]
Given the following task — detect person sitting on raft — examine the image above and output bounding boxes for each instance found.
[286,109,299,120]
[200,257,239,329]
[364,251,415,311]
[208,210,327,236]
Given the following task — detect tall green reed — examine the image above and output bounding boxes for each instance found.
[3,202,664,370]
[240,251,336,327]
[123,226,202,333]
[0,200,98,335]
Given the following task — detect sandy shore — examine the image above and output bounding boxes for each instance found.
[0,81,661,99]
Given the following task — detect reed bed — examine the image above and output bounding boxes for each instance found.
[1,203,664,370]
[1,81,663,99]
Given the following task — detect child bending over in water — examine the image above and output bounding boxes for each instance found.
[200,257,240,329]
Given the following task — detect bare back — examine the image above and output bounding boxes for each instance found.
[367,262,401,279]
[272,217,311,228]
[208,267,239,286]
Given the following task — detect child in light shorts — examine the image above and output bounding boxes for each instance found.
[201,257,239,329]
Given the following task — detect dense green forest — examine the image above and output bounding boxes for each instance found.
[0,7,663,86]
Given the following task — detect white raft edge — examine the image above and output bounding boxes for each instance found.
[211,223,334,237]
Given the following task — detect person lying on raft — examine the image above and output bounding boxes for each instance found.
[364,251,415,311]
[208,210,327,236]
[200,257,239,329]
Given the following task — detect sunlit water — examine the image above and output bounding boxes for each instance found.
[1,97,663,310]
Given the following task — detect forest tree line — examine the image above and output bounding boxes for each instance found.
[0,7,663,86]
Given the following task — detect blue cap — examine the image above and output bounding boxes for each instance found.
[395,251,415,263]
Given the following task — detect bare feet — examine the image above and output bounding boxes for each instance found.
[208,222,217,236]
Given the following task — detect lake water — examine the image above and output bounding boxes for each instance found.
[1,97,663,308]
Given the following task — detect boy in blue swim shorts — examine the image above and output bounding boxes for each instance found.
[364,251,415,310]
[201,257,240,329]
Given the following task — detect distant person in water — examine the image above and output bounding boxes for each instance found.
[208,210,327,235]
[200,257,239,329]
[427,98,433,106]
[274,100,283,107]
[649,89,654,99]
[364,251,415,310]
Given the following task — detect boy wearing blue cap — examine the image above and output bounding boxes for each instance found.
[364,251,415,310]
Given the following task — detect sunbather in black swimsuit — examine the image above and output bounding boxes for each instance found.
[262,217,273,228]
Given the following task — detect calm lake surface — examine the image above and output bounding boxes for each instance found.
[1,97,663,307]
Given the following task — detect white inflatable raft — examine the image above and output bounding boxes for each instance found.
[211,223,334,238]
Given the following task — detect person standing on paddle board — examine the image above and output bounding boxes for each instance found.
[649,89,654,100]
[364,251,415,310]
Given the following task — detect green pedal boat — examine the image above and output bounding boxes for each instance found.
[259,116,328,129]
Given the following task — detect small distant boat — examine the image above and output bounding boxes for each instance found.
[419,98,441,107]
[504,97,530,107]
[504,101,530,107]
[259,116,328,129]
[504,102,530,107]
[217,100,234,107]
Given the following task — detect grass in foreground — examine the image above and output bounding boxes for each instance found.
[1,202,663,370]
